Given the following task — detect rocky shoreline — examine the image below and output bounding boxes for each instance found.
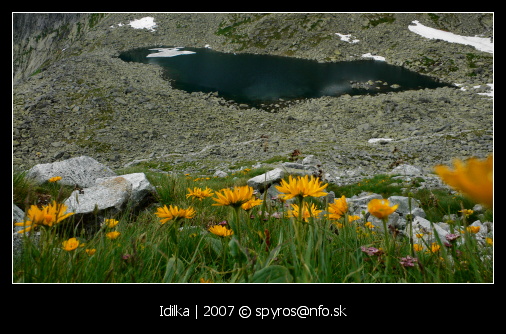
[12,13,493,184]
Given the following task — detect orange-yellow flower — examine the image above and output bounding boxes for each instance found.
[463,226,481,234]
[434,155,493,208]
[62,237,80,251]
[211,185,254,208]
[413,244,424,252]
[325,195,348,220]
[241,197,263,211]
[364,221,376,229]
[106,231,121,240]
[14,201,74,233]
[85,249,96,256]
[459,209,474,217]
[155,205,196,224]
[347,215,360,223]
[275,175,328,201]
[209,224,234,237]
[48,176,62,183]
[287,202,322,222]
[186,187,214,200]
[104,218,119,228]
[426,242,441,253]
[367,199,399,219]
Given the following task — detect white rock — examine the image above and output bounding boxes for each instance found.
[65,177,132,214]
[95,173,156,207]
[26,156,116,188]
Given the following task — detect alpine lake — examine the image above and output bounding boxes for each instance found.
[119,46,454,110]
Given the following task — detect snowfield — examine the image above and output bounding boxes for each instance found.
[408,20,493,54]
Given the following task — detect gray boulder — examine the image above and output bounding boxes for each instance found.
[13,203,32,257]
[65,176,133,215]
[387,195,424,217]
[389,164,422,176]
[26,156,116,188]
[247,168,285,192]
[346,193,383,214]
[12,203,25,230]
[410,216,449,244]
[94,173,155,208]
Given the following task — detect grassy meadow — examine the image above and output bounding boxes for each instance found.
[12,155,493,283]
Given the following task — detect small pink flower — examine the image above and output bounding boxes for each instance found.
[399,256,418,267]
[361,246,381,256]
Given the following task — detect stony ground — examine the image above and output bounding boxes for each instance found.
[12,13,493,184]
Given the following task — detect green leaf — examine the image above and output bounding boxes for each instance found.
[162,256,183,283]
[206,236,223,256]
[250,265,293,283]
[228,236,247,263]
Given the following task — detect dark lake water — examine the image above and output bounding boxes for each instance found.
[119,46,453,108]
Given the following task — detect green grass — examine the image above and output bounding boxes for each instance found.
[12,168,493,283]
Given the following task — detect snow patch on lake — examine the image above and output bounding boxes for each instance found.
[147,47,196,57]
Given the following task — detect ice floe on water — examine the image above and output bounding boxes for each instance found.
[147,47,196,57]
[408,20,493,54]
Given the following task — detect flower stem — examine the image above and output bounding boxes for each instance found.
[382,218,392,277]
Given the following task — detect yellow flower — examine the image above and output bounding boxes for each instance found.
[486,237,493,246]
[211,185,254,208]
[186,187,214,200]
[85,248,96,256]
[62,237,80,251]
[347,215,360,223]
[209,224,234,237]
[200,278,213,283]
[155,205,196,224]
[465,226,481,234]
[416,233,424,238]
[287,202,322,222]
[413,244,424,252]
[459,209,473,217]
[275,175,328,201]
[325,195,348,220]
[14,201,74,233]
[426,242,441,253]
[104,218,119,228]
[106,231,121,240]
[367,199,399,219]
[48,176,62,183]
[364,221,376,229]
[434,155,493,208]
[241,197,263,211]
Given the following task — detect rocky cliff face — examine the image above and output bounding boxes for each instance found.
[12,13,493,181]
[13,13,100,83]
